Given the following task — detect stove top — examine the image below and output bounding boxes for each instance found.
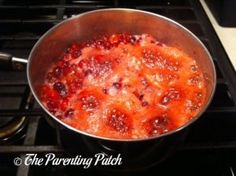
[0,0,236,175]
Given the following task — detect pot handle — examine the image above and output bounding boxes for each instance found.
[0,52,28,64]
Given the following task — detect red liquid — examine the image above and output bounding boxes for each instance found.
[41,33,206,139]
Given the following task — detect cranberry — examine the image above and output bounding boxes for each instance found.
[67,43,82,58]
[46,72,56,82]
[52,66,63,78]
[72,44,82,53]
[65,108,74,118]
[46,101,58,113]
[161,88,180,105]
[141,101,149,107]
[145,114,169,136]
[41,85,60,101]
[102,88,108,94]
[71,50,81,59]
[107,109,131,133]
[112,82,122,89]
[103,42,113,50]
[109,34,120,45]
[57,61,69,71]
[133,91,148,106]
[129,36,137,45]
[53,82,67,97]
[133,91,144,100]
[56,115,63,119]
[93,36,113,50]
[60,98,69,111]
[68,78,83,94]
[119,33,130,44]
[60,62,74,76]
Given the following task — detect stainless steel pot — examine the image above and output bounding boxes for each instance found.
[0,8,216,143]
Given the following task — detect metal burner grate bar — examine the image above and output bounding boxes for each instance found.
[23,116,40,145]
[0,145,63,153]
[0,110,45,116]
[16,117,40,176]
[181,141,236,151]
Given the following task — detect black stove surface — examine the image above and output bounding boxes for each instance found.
[0,0,236,176]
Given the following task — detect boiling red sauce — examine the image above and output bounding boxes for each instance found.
[41,33,206,139]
